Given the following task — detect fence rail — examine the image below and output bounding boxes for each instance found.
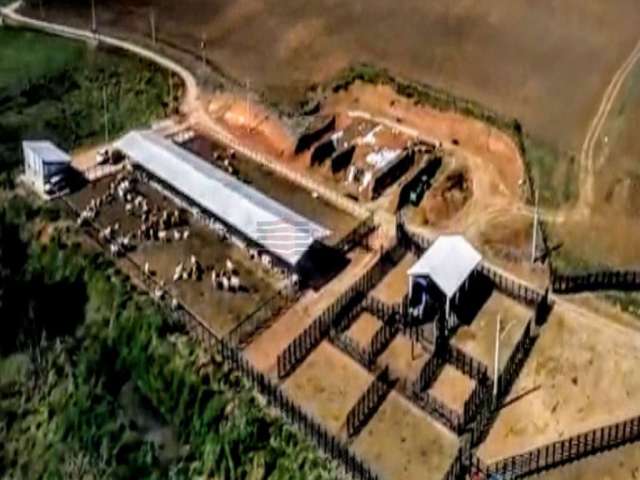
[551,269,640,294]
[472,415,640,479]
[346,366,394,437]
[334,214,376,253]
[479,263,544,307]
[277,241,405,379]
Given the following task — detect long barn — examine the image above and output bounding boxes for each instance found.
[115,130,331,271]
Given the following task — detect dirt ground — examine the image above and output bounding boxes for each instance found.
[451,292,532,374]
[370,252,415,304]
[182,132,359,244]
[40,0,640,153]
[352,390,459,480]
[284,341,372,436]
[535,442,640,480]
[67,176,280,337]
[244,248,377,374]
[478,305,640,463]
[428,365,475,414]
[376,334,430,390]
[346,311,382,348]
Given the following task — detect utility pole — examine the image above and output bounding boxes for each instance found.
[149,8,156,45]
[200,33,206,69]
[531,186,539,264]
[91,0,96,33]
[38,0,44,18]
[102,86,109,144]
[493,314,501,400]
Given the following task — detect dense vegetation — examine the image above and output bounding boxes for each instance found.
[0,26,333,479]
[0,26,176,187]
[0,196,336,479]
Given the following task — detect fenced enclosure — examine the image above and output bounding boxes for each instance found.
[346,366,395,437]
[277,241,406,379]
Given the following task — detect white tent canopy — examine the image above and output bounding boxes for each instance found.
[115,130,330,267]
[407,235,482,298]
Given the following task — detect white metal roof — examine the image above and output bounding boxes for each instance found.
[22,141,70,164]
[407,235,482,298]
[115,130,331,267]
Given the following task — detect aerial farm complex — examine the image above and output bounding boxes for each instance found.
[6,1,640,479]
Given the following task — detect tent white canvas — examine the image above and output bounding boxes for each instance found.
[407,235,482,298]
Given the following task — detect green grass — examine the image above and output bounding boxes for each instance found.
[0,25,174,187]
[524,136,578,208]
[0,26,86,92]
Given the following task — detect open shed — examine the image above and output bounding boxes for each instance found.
[407,235,482,336]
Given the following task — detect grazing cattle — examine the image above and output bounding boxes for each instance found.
[230,275,240,292]
[261,254,272,269]
[173,262,184,282]
[225,258,235,273]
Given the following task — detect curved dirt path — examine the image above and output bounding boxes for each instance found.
[578,36,640,211]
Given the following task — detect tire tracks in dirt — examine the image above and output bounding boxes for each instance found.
[577,36,640,212]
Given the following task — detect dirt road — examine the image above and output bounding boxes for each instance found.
[578,36,640,211]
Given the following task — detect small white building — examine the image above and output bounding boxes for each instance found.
[22,141,71,193]
[407,235,482,337]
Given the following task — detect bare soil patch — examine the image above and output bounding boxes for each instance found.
[376,334,430,389]
[284,341,372,436]
[428,365,475,414]
[370,252,416,304]
[352,391,458,480]
[451,292,532,374]
[346,311,382,348]
[478,306,640,463]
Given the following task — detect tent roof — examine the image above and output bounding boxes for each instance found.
[115,130,330,267]
[22,141,70,164]
[407,235,482,298]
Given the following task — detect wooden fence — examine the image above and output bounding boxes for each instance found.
[277,241,405,379]
[478,264,545,307]
[551,269,640,294]
[472,415,640,479]
[346,366,395,437]
[226,287,300,347]
[334,214,376,253]
[217,340,381,480]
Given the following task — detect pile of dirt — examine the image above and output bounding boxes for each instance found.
[419,167,472,226]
